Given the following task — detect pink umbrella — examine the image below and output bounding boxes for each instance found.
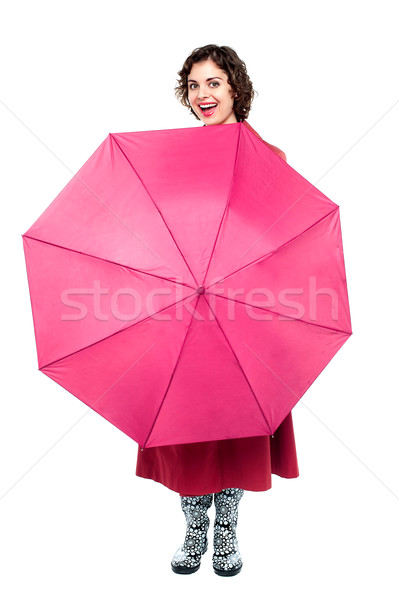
[22,122,352,447]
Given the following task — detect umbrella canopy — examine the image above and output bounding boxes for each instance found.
[22,122,352,447]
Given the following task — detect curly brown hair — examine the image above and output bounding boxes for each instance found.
[175,44,256,122]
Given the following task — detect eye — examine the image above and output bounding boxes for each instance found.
[189,83,198,89]
[210,81,219,87]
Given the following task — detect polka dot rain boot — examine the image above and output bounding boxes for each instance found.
[171,493,213,574]
[213,488,244,576]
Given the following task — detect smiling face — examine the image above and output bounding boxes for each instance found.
[187,59,238,126]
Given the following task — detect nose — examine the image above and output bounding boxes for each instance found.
[197,84,210,99]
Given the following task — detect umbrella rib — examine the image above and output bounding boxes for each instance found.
[238,143,339,262]
[22,138,175,274]
[207,206,339,288]
[202,294,272,432]
[141,295,201,448]
[39,291,198,370]
[243,338,351,421]
[111,135,199,287]
[23,234,197,291]
[201,121,243,286]
[205,293,352,335]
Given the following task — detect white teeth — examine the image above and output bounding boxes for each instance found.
[199,103,217,109]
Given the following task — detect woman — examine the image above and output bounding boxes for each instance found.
[136,44,299,576]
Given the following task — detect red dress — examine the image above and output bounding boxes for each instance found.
[135,120,299,496]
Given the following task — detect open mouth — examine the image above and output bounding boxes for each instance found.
[199,103,218,116]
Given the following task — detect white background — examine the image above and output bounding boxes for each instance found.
[1,0,398,598]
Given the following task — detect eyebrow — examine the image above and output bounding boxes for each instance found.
[187,77,223,83]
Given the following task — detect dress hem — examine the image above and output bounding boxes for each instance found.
[135,468,299,496]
